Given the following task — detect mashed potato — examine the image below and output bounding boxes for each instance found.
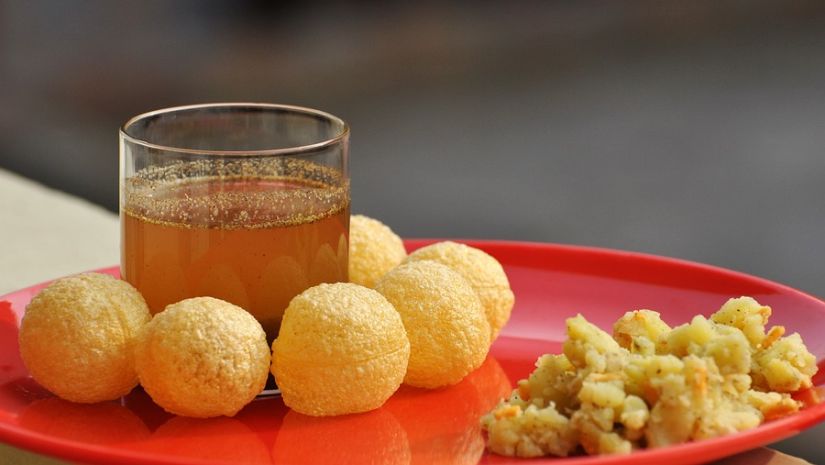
[482,297,819,457]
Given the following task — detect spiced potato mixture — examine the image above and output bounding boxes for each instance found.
[482,297,818,457]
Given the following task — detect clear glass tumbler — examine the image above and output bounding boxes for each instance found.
[120,103,350,341]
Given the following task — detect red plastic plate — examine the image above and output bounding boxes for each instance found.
[0,240,823,465]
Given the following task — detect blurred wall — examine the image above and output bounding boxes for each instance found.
[5,1,825,285]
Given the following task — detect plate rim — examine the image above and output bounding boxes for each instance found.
[0,239,823,465]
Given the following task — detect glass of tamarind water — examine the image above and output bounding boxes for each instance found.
[120,103,349,342]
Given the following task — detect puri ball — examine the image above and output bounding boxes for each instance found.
[135,297,270,418]
[271,283,410,416]
[18,273,151,403]
[405,241,514,340]
[375,261,491,388]
[349,214,407,287]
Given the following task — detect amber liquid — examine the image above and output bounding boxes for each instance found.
[122,172,349,341]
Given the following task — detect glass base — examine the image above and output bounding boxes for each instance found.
[257,375,281,398]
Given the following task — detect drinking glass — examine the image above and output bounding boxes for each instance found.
[120,103,350,341]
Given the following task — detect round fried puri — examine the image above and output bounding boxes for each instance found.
[405,241,514,340]
[375,261,491,388]
[349,214,407,288]
[271,283,410,416]
[19,273,151,403]
[135,297,270,418]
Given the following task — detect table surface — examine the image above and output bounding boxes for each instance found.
[0,167,815,465]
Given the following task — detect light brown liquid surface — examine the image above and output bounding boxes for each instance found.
[121,160,349,340]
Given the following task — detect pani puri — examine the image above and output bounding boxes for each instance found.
[134,297,270,418]
[405,241,514,340]
[349,214,407,287]
[271,283,410,416]
[375,261,491,388]
[18,273,151,403]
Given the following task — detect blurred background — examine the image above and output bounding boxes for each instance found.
[1,0,824,461]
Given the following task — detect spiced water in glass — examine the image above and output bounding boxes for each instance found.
[120,103,350,341]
